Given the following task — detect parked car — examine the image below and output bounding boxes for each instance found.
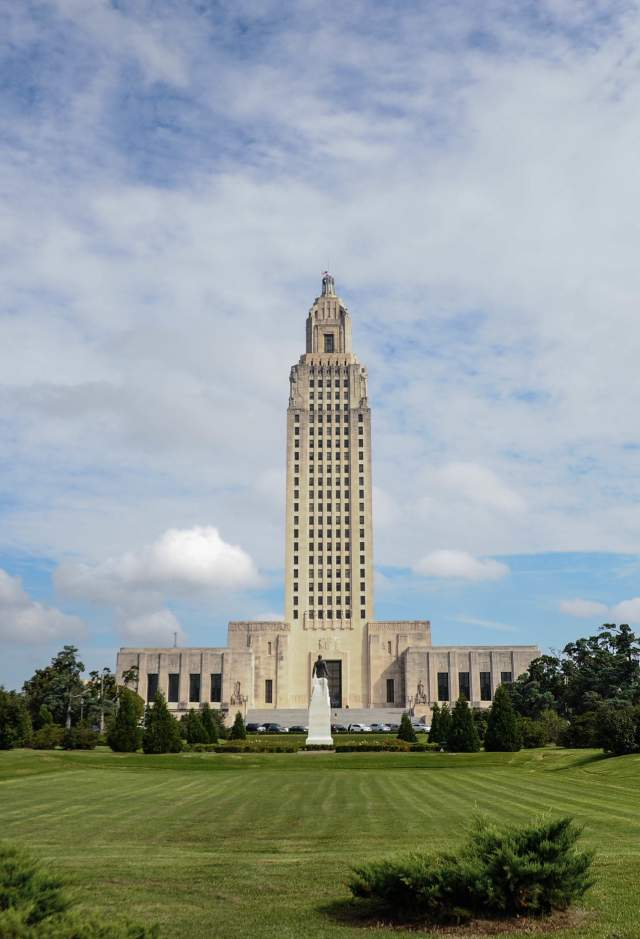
[388,723,400,732]
[348,722,372,733]
[411,721,428,733]
[288,725,308,733]
[331,723,349,733]
[263,723,289,734]
[370,722,391,733]
[246,723,266,733]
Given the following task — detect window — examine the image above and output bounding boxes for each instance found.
[265,679,273,704]
[168,673,179,703]
[210,673,222,703]
[268,641,272,655]
[386,678,395,703]
[146,673,159,702]
[459,671,470,701]
[189,673,201,703]
[324,334,335,352]
[387,640,392,654]
[293,610,298,619]
[500,671,513,685]
[360,608,365,618]
[437,672,450,701]
[480,672,492,701]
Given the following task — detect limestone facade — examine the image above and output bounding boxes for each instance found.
[116,275,540,715]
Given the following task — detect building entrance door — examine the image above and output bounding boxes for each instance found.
[325,660,342,708]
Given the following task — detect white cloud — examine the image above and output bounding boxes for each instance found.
[414,550,509,582]
[610,598,640,625]
[119,609,187,646]
[560,598,609,618]
[55,526,261,603]
[431,463,526,515]
[0,569,84,644]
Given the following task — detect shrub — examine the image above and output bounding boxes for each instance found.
[62,722,98,750]
[108,688,143,752]
[0,689,32,749]
[538,708,567,744]
[335,740,410,753]
[348,816,593,924]
[519,717,547,749]
[484,685,522,752]
[31,724,64,750]
[446,696,480,753]
[0,842,158,936]
[397,712,417,743]
[229,711,247,741]
[142,692,182,754]
[472,707,489,742]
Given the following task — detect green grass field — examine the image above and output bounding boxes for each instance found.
[1,746,638,938]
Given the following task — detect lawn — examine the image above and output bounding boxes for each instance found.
[0,747,639,938]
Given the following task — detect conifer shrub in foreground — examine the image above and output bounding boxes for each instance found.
[348,816,593,925]
[427,702,441,744]
[446,696,480,752]
[108,687,143,752]
[0,842,158,936]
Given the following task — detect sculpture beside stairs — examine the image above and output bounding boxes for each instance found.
[306,655,334,746]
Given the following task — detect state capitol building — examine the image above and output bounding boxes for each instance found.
[116,275,538,718]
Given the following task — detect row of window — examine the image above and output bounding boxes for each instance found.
[293,463,365,474]
[435,670,513,702]
[308,379,349,387]
[146,672,222,704]
[308,392,349,400]
[294,412,364,422]
[309,403,350,411]
[307,609,366,619]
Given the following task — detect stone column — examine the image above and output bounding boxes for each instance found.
[469,651,479,705]
[448,650,459,702]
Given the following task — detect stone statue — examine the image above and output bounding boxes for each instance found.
[307,656,333,746]
[312,654,329,680]
[230,681,242,704]
[415,679,427,704]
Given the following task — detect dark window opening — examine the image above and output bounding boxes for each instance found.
[146,673,159,702]
[480,672,492,701]
[210,673,222,702]
[168,673,179,703]
[189,673,201,703]
[324,334,335,352]
[386,678,395,703]
[458,671,470,701]
[437,672,449,702]
[501,671,513,685]
[265,679,273,704]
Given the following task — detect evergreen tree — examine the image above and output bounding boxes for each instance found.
[107,687,142,752]
[439,704,452,747]
[446,696,480,752]
[428,702,441,744]
[0,688,32,749]
[22,645,85,727]
[142,692,182,754]
[184,708,208,744]
[397,712,417,743]
[485,684,522,752]
[229,711,247,740]
[200,702,218,743]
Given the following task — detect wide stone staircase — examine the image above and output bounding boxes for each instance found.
[245,706,426,728]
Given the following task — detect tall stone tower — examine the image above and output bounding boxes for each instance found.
[284,273,374,636]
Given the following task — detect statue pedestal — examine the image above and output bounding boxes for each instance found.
[306,677,334,746]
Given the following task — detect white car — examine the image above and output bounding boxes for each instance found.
[348,722,372,733]
[370,722,391,732]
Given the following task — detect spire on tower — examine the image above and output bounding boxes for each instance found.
[321,271,336,297]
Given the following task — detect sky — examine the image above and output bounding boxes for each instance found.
[2,0,640,687]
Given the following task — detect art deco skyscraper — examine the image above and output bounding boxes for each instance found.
[284,273,374,631]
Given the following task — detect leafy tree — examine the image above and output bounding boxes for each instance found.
[439,704,452,747]
[596,703,640,755]
[397,712,417,743]
[0,688,32,749]
[84,668,118,734]
[0,842,158,936]
[37,705,54,728]
[538,707,567,744]
[181,709,208,745]
[508,654,565,718]
[200,703,218,744]
[427,702,440,744]
[142,692,182,754]
[23,646,85,728]
[107,688,143,752]
[558,711,600,748]
[446,696,480,752]
[485,685,522,752]
[229,711,247,740]
[519,717,547,749]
